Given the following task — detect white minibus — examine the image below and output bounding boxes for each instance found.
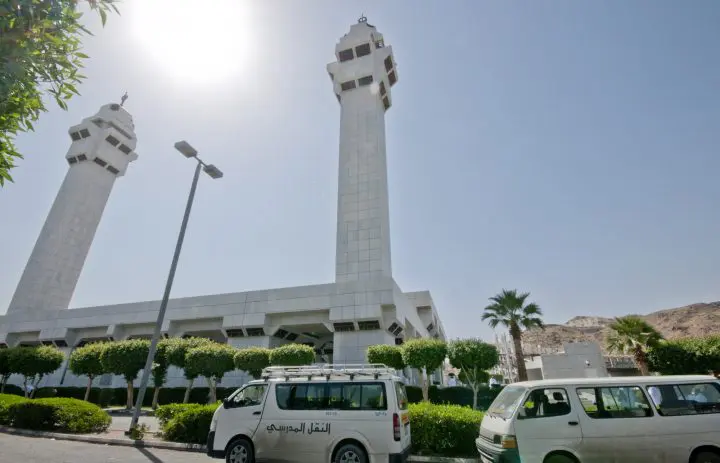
[207,364,412,463]
[476,375,720,463]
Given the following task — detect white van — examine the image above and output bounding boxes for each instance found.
[207,364,412,463]
[476,375,720,463]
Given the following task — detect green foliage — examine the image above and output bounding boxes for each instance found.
[448,339,498,408]
[155,403,205,428]
[408,402,484,458]
[162,403,220,445]
[405,385,503,410]
[166,337,214,376]
[269,344,315,366]
[367,345,405,371]
[0,348,13,391]
[69,342,106,378]
[234,347,271,379]
[6,397,110,433]
[185,344,236,381]
[0,393,27,425]
[8,345,64,395]
[606,316,663,375]
[648,335,720,375]
[482,289,543,381]
[100,339,149,382]
[0,0,120,185]
[402,339,447,372]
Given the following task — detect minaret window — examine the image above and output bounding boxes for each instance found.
[107,166,119,175]
[338,48,354,62]
[384,56,393,72]
[358,75,373,87]
[340,80,357,91]
[79,129,91,138]
[70,132,81,141]
[383,97,390,110]
[118,144,132,155]
[105,135,120,146]
[355,43,371,58]
[388,71,397,86]
[67,157,77,165]
[92,119,105,127]
[93,157,107,167]
[379,81,387,96]
[77,154,87,161]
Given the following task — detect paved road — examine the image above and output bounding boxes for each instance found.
[0,434,208,463]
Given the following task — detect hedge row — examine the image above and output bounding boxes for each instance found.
[406,385,503,410]
[156,401,483,457]
[0,394,110,433]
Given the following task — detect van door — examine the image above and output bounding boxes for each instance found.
[216,384,269,457]
[513,387,582,463]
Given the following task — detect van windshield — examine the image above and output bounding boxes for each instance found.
[487,386,526,420]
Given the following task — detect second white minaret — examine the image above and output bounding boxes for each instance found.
[328,17,398,283]
[7,102,138,315]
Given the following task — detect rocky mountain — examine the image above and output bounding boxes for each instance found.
[521,302,720,354]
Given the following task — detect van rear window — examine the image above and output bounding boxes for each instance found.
[276,382,387,411]
[394,382,408,410]
[646,382,720,416]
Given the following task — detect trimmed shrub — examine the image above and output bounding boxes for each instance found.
[234,347,271,379]
[163,403,220,444]
[0,393,27,425]
[367,345,405,371]
[408,402,484,458]
[155,403,204,427]
[269,344,315,366]
[7,397,111,433]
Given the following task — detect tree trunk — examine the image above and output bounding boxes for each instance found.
[207,377,217,404]
[31,375,42,398]
[152,386,161,410]
[510,324,528,382]
[84,376,93,402]
[0,375,6,393]
[126,381,134,409]
[183,378,194,404]
[634,347,649,376]
[472,385,478,410]
[421,368,429,402]
[22,378,28,398]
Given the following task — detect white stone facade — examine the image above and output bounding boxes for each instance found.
[0,19,446,391]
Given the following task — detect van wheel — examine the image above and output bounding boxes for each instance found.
[226,438,253,463]
[693,451,720,463]
[333,442,368,463]
[544,454,578,463]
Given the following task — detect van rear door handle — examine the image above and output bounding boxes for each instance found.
[568,421,579,426]
[252,411,261,416]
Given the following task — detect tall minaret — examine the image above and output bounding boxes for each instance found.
[7,100,138,315]
[328,17,398,283]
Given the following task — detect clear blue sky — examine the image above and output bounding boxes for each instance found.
[1,1,719,341]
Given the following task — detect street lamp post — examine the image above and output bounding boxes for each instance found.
[128,141,223,433]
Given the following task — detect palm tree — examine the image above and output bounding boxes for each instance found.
[482,289,544,382]
[606,316,663,376]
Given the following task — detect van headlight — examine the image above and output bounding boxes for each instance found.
[500,435,517,449]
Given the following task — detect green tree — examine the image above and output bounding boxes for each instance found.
[234,347,271,379]
[185,344,236,403]
[100,339,150,409]
[366,345,405,371]
[0,0,120,185]
[606,316,663,376]
[269,344,316,366]
[150,338,175,409]
[448,339,499,409]
[8,345,64,397]
[648,335,720,376]
[68,342,107,401]
[0,347,14,393]
[167,337,214,403]
[401,338,447,401]
[481,289,544,382]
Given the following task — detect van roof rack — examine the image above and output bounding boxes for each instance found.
[260,364,398,381]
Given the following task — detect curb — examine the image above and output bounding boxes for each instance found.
[0,426,478,462]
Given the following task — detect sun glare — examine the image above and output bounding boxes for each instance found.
[131,0,254,85]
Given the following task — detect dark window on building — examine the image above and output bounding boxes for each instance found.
[338,48,354,62]
[274,329,289,339]
[107,165,119,175]
[646,383,720,416]
[246,327,265,337]
[79,128,91,138]
[70,132,81,141]
[379,81,386,96]
[388,71,397,86]
[54,340,68,348]
[333,322,355,332]
[93,157,107,167]
[108,122,132,139]
[226,329,244,337]
[375,39,384,49]
[358,320,380,331]
[388,322,399,333]
[118,144,132,155]
[106,135,120,146]
[92,119,105,128]
[358,75,373,87]
[392,325,403,336]
[394,337,404,345]
[355,43,371,58]
[110,103,121,111]
[67,157,77,165]
[276,382,387,411]
[340,80,357,92]
[427,323,434,331]
[285,333,298,341]
[577,386,653,419]
[77,154,87,161]
[384,56,393,71]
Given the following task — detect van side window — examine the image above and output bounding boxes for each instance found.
[520,388,571,418]
[276,382,387,411]
[576,386,653,418]
[229,384,267,408]
[647,382,720,416]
